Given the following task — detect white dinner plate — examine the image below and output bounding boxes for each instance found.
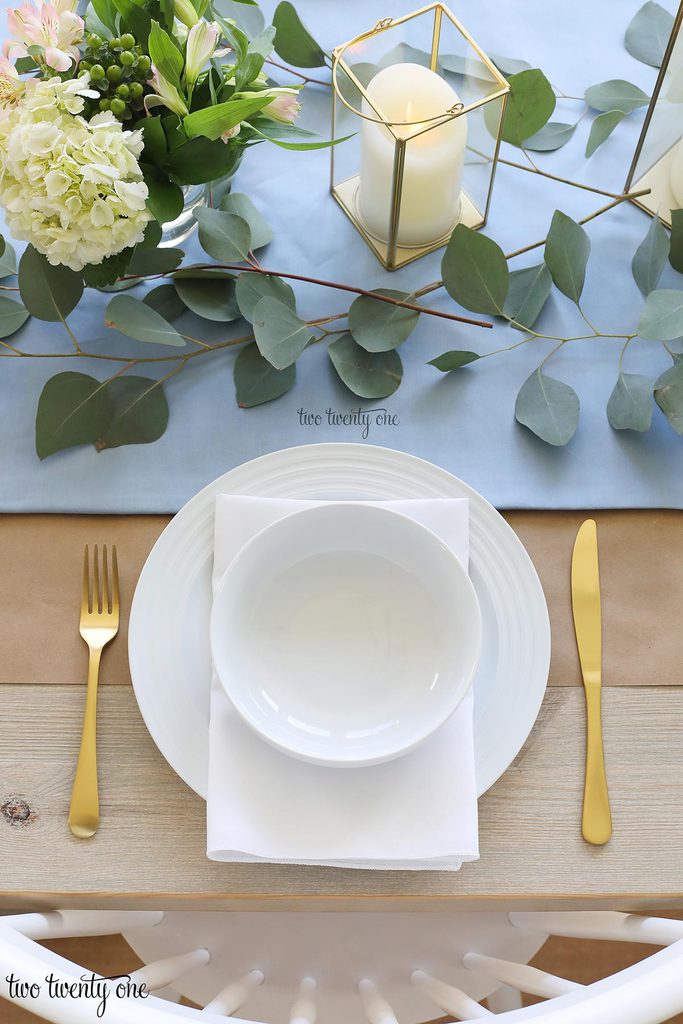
[129,443,551,797]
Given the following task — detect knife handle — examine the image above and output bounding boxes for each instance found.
[582,683,612,846]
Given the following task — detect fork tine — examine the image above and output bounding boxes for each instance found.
[103,544,110,614]
[82,545,90,616]
[93,543,100,614]
[112,545,120,616]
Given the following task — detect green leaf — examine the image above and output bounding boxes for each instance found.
[219,193,272,250]
[143,167,185,223]
[585,79,650,113]
[111,0,152,45]
[194,208,252,262]
[183,95,273,140]
[234,343,296,407]
[632,216,669,296]
[490,54,532,76]
[637,289,683,340]
[0,240,17,279]
[14,55,38,73]
[272,1,327,68]
[96,376,169,450]
[515,369,580,446]
[168,135,243,185]
[149,20,183,87]
[82,248,134,288]
[213,0,265,36]
[252,295,313,369]
[654,360,683,433]
[0,296,30,336]
[248,122,353,150]
[348,289,419,352]
[504,264,552,329]
[523,121,576,152]
[140,115,168,165]
[90,0,117,33]
[428,350,480,372]
[625,1,674,67]
[140,219,163,250]
[328,333,403,399]
[585,109,627,158]
[669,208,683,273]
[234,26,276,91]
[127,246,184,277]
[105,294,185,346]
[18,246,83,322]
[144,284,186,321]
[174,273,241,321]
[544,211,590,304]
[35,372,113,460]
[495,68,556,147]
[235,272,295,322]
[442,224,509,315]
[0,235,4,258]
[607,372,653,431]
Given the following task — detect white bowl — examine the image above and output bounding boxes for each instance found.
[210,502,482,767]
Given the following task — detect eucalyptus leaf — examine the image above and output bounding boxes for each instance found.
[585,109,627,158]
[195,208,252,262]
[428,350,480,372]
[585,79,650,113]
[625,1,674,67]
[606,372,653,431]
[234,26,277,91]
[235,272,296,322]
[348,289,419,352]
[168,136,243,185]
[219,193,273,250]
[174,274,241,321]
[82,248,134,288]
[272,1,327,68]
[0,240,17,279]
[234,343,296,407]
[442,224,509,315]
[0,235,4,258]
[515,369,580,445]
[632,216,669,296]
[637,289,683,340]
[127,247,184,277]
[142,167,185,224]
[144,284,186,321]
[523,121,577,152]
[504,263,552,329]
[0,296,30,337]
[18,246,83,322]
[493,68,556,147]
[328,333,403,399]
[105,294,185,346]
[35,372,113,460]
[544,211,590,304]
[490,54,532,76]
[252,295,312,369]
[654,359,683,433]
[213,0,265,36]
[96,376,169,450]
[668,208,683,273]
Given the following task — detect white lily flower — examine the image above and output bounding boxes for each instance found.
[185,19,219,86]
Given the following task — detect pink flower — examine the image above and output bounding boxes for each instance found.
[144,65,189,117]
[4,0,84,72]
[0,56,22,107]
[263,88,301,125]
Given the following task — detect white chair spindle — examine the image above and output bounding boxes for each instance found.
[130,949,211,992]
[486,985,524,1014]
[510,912,683,947]
[2,910,164,941]
[203,969,264,1016]
[290,976,317,1024]
[464,953,582,998]
[410,969,492,1019]
[358,979,399,1024]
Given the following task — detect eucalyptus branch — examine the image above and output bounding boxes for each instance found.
[501,155,639,200]
[265,58,330,88]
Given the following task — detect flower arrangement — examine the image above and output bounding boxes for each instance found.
[0,0,307,278]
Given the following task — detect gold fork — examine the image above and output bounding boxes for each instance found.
[68,544,120,839]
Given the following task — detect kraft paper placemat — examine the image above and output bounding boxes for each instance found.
[0,511,680,687]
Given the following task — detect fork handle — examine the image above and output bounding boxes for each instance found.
[69,646,102,839]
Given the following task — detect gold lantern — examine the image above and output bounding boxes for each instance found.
[625,1,683,227]
[330,3,509,271]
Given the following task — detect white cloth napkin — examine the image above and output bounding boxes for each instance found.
[207,494,479,871]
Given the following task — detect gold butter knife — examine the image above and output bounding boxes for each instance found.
[571,519,612,846]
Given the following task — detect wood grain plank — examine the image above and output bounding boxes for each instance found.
[0,685,681,906]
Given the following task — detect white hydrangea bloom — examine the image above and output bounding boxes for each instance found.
[0,75,152,271]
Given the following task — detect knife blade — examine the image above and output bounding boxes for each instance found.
[571,519,612,846]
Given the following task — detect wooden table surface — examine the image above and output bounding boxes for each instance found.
[1,510,682,910]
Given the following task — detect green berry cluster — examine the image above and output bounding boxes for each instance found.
[79,33,152,122]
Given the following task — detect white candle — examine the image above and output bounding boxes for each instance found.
[670,137,683,209]
[357,62,467,248]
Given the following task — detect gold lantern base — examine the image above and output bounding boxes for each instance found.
[332,175,484,270]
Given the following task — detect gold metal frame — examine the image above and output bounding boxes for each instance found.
[330,3,510,270]
[624,0,683,227]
